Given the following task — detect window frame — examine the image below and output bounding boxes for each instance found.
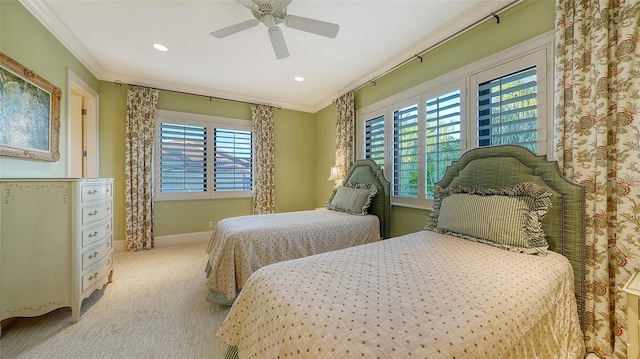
[468,48,550,155]
[356,31,554,210]
[390,96,423,208]
[154,109,254,201]
[362,109,386,170]
[423,80,465,201]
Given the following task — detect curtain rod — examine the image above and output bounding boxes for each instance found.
[345,0,521,96]
[113,80,281,109]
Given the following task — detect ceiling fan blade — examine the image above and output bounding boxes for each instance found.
[268,26,289,59]
[210,19,260,38]
[283,15,339,39]
[236,0,259,11]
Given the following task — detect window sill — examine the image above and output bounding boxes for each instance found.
[391,202,433,211]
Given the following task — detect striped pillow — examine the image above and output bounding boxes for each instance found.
[424,182,552,255]
[326,183,378,215]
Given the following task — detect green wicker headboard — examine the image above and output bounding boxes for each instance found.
[435,145,585,328]
[341,159,391,239]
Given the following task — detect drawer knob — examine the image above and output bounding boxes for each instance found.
[87,189,98,195]
[88,232,98,238]
[89,272,99,280]
[88,210,98,216]
[88,251,99,259]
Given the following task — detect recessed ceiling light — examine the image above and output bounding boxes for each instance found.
[153,43,169,52]
[294,76,304,82]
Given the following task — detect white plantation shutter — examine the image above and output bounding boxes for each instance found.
[477,66,538,153]
[364,115,385,168]
[355,38,552,209]
[393,104,419,199]
[159,122,207,193]
[154,110,254,200]
[425,90,461,199]
[214,129,253,191]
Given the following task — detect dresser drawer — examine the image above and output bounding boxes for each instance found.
[81,182,112,203]
[82,235,113,270]
[82,253,113,292]
[82,218,113,248]
[81,201,112,225]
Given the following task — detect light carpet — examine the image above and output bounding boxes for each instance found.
[0,242,231,359]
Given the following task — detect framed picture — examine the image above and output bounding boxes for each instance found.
[0,52,61,162]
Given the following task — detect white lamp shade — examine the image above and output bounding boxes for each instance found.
[328,166,342,181]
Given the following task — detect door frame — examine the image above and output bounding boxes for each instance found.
[67,70,99,178]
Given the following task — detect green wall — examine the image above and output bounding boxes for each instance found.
[314,104,337,208]
[97,82,316,238]
[2,0,556,242]
[96,82,127,244]
[0,0,98,178]
[2,0,316,243]
[314,0,556,237]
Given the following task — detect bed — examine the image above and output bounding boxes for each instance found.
[217,145,586,358]
[204,159,391,305]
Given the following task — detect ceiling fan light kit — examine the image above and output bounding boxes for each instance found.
[210,0,339,59]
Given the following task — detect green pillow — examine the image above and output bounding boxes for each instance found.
[326,183,378,215]
[424,182,552,255]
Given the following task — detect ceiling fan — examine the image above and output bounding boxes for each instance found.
[210,0,340,59]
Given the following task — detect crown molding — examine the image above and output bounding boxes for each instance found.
[19,0,105,79]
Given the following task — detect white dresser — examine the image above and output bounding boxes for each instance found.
[0,178,114,335]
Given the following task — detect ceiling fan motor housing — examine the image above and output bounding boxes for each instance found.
[211,0,338,59]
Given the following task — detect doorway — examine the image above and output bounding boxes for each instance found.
[68,70,99,178]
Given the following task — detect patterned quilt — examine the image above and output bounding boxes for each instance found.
[217,230,585,358]
[205,210,381,300]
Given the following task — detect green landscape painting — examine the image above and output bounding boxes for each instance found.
[0,66,51,151]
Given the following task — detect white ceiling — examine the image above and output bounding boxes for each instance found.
[20,0,515,113]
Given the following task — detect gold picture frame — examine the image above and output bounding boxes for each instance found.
[0,52,61,162]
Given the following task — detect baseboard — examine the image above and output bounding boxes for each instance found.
[113,231,212,252]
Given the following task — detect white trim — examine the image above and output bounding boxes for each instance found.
[156,109,252,129]
[113,231,212,252]
[19,0,103,79]
[20,0,521,114]
[389,96,424,209]
[154,231,211,248]
[67,69,100,178]
[19,1,297,112]
[114,240,127,252]
[468,46,550,155]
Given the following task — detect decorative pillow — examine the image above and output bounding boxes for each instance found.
[424,182,552,255]
[326,183,378,215]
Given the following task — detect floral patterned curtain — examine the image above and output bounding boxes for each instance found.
[555,1,639,357]
[335,92,355,179]
[252,104,275,214]
[125,85,159,251]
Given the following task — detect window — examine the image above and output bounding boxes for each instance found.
[213,129,253,191]
[154,110,253,200]
[476,67,538,153]
[158,122,207,193]
[364,114,385,168]
[425,89,461,199]
[392,103,420,199]
[356,32,553,209]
